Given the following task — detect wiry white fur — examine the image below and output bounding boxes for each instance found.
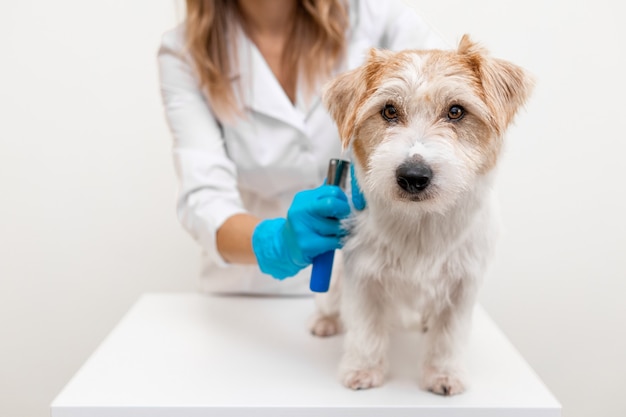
[312,39,531,396]
[312,136,500,394]
[331,169,499,394]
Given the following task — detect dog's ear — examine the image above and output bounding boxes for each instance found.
[458,34,534,133]
[323,48,393,149]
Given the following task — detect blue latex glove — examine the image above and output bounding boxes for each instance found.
[252,185,351,279]
[350,163,366,210]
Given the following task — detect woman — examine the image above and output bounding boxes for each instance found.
[158,0,446,294]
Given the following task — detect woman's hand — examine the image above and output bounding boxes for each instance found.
[252,185,351,279]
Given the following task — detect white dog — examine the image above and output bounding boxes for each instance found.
[310,35,533,396]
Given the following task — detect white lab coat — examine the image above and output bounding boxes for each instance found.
[157,0,448,295]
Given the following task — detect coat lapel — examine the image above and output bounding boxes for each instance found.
[233,28,309,134]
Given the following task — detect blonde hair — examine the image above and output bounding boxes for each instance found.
[184,0,348,121]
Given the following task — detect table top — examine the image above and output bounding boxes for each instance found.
[51,293,560,417]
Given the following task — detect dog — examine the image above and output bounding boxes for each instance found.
[310,35,533,396]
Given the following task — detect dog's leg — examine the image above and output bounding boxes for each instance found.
[418,280,477,396]
[310,285,342,337]
[309,252,343,337]
[339,277,389,390]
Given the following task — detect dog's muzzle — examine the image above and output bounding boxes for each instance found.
[396,161,432,194]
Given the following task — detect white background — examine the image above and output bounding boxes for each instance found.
[0,1,624,417]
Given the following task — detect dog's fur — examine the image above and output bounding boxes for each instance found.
[310,35,533,395]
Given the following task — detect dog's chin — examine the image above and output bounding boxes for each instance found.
[392,186,456,214]
[396,189,431,203]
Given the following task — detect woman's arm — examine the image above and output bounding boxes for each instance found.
[216,213,261,265]
[158,27,249,268]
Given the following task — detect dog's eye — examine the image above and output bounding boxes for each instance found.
[447,105,465,121]
[381,104,398,122]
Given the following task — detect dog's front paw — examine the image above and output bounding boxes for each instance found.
[309,315,342,337]
[341,368,385,390]
[419,366,466,396]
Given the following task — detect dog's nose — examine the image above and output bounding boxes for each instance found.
[396,162,432,193]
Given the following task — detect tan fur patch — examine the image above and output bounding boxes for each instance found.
[323,35,534,175]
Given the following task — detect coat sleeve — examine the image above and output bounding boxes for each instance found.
[157,27,247,267]
[359,0,451,51]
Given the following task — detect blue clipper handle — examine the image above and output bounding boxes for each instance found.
[310,250,335,292]
[309,159,349,293]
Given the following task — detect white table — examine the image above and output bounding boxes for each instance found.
[51,293,561,417]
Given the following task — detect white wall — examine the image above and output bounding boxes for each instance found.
[409,1,626,416]
[0,2,197,416]
[0,1,624,417]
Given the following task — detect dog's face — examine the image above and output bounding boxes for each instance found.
[324,36,533,213]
